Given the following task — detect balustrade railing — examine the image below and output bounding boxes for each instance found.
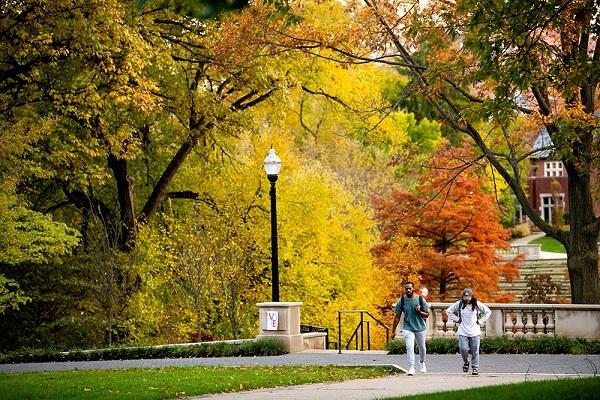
[429,307,487,337]
[501,307,555,336]
[425,303,600,340]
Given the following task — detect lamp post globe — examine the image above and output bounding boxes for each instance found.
[263,148,281,302]
[263,148,282,177]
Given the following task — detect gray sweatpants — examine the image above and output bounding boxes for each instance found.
[458,335,480,369]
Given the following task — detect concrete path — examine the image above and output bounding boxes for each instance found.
[510,232,567,259]
[2,352,599,375]
[184,373,591,400]
[510,232,545,246]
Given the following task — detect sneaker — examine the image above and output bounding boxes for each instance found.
[419,362,426,373]
[462,362,469,373]
[472,368,479,376]
[407,367,415,376]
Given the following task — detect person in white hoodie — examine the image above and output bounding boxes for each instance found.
[446,288,491,375]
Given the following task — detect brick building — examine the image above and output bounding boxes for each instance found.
[515,126,599,225]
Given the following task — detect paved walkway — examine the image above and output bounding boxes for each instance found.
[510,232,567,259]
[185,373,590,400]
[2,351,599,374]
[510,232,545,246]
[2,351,598,399]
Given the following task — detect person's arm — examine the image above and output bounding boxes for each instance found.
[392,314,401,337]
[392,299,403,337]
[446,301,460,323]
[417,297,429,318]
[478,303,492,324]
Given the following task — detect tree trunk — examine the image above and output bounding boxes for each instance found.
[108,154,136,250]
[566,240,600,304]
[196,308,202,343]
[564,159,600,304]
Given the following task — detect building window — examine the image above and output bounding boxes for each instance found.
[540,193,565,224]
[544,161,564,177]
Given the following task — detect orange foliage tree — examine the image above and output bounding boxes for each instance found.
[372,143,520,302]
[371,234,422,312]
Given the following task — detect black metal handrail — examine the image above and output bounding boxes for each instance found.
[337,310,389,353]
[345,320,371,350]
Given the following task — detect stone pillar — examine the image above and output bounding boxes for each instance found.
[256,302,303,353]
[485,308,505,337]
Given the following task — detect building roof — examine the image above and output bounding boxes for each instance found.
[530,112,599,159]
[531,127,553,159]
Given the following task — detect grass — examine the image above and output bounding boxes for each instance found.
[0,365,397,400]
[529,236,566,253]
[383,377,600,400]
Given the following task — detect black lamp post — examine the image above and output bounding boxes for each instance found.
[263,148,282,302]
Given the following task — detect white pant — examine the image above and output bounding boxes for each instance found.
[402,329,427,369]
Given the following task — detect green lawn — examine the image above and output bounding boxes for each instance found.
[529,236,566,253]
[384,377,600,400]
[0,365,396,400]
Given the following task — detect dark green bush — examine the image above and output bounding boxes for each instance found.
[479,335,512,353]
[386,339,406,354]
[386,336,600,355]
[426,338,459,354]
[252,338,286,356]
[0,339,285,364]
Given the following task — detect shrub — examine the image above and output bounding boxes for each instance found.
[426,338,459,354]
[479,335,512,354]
[0,339,285,364]
[252,338,286,356]
[386,339,406,354]
[386,336,600,355]
[521,274,562,303]
[511,223,531,238]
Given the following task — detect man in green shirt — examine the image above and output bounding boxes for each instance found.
[392,281,429,376]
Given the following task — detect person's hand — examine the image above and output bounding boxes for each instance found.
[416,305,421,312]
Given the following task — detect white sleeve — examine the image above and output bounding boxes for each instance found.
[479,303,492,324]
[446,301,460,323]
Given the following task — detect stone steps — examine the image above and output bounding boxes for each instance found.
[498,259,570,301]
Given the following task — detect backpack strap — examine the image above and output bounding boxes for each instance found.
[400,295,426,315]
[402,295,425,310]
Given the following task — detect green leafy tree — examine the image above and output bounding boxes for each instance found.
[136,0,292,19]
[288,0,600,303]
[0,93,79,316]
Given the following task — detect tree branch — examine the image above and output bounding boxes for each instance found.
[231,89,275,110]
[167,190,200,199]
[301,86,353,110]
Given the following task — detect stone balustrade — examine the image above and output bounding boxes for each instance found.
[497,244,541,259]
[426,303,600,340]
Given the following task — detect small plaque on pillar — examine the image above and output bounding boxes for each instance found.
[267,311,279,330]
